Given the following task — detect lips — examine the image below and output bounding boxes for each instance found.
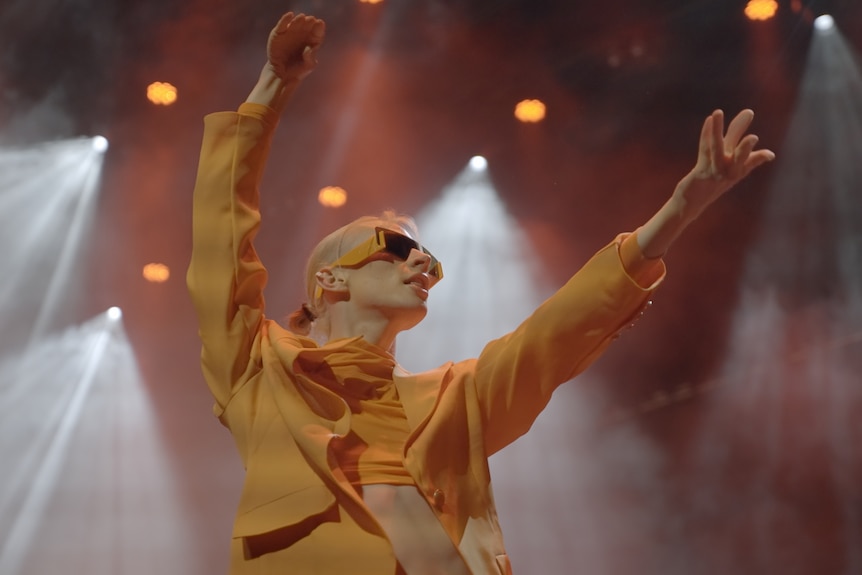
[405,273,431,300]
[405,273,431,290]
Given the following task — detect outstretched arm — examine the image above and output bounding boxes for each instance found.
[637,109,775,258]
[246,12,326,113]
[473,109,774,453]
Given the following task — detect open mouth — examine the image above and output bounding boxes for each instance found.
[405,274,431,300]
[405,273,431,290]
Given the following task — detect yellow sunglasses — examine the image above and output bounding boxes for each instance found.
[314,227,443,301]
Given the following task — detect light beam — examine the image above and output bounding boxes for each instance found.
[397,159,547,370]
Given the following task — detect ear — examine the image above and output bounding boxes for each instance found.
[315,267,350,297]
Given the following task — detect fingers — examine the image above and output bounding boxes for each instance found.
[709,108,774,165]
[742,149,776,174]
[309,19,326,43]
[293,14,326,44]
[698,114,714,160]
[271,11,296,35]
[267,12,326,79]
[302,45,316,66]
[732,133,776,182]
[300,18,325,69]
[710,109,724,165]
[272,12,325,45]
[724,109,754,154]
[732,118,776,174]
[734,133,758,166]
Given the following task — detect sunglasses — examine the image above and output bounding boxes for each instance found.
[314,227,443,300]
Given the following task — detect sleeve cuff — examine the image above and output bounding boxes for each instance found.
[617,232,666,290]
[237,102,279,128]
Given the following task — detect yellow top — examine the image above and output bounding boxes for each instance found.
[333,384,415,487]
[296,336,414,486]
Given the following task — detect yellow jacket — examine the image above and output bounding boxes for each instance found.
[187,103,665,574]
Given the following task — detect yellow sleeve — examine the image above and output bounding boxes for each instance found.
[474,235,664,455]
[186,106,278,414]
[618,231,666,289]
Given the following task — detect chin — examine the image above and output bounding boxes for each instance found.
[395,305,428,331]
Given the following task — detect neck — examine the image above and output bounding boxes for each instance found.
[326,305,402,352]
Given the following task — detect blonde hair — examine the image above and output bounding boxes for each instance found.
[287,210,419,338]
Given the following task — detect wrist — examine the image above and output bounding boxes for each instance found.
[246,63,302,111]
[672,169,733,223]
[671,172,710,224]
[637,191,697,259]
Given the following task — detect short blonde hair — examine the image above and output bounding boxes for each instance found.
[286,210,419,337]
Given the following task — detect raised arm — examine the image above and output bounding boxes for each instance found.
[186,13,325,412]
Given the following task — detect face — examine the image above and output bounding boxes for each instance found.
[330,225,437,331]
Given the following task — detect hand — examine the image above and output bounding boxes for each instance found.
[636,109,775,258]
[266,12,325,82]
[676,109,775,219]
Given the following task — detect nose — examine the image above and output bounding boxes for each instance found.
[407,248,431,272]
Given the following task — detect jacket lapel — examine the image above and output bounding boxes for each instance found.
[393,362,453,442]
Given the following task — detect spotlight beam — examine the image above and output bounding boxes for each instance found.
[29,148,105,343]
[397,160,545,370]
[0,138,106,356]
[0,318,110,574]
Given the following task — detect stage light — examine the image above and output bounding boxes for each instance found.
[814,15,835,31]
[146,82,178,106]
[469,156,488,172]
[359,0,384,3]
[106,307,122,321]
[744,0,778,21]
[91,136,108,153]
[318,185,347,208]
[515,99,547,123]
[142,263,170,283]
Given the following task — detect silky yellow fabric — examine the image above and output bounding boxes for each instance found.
[187,103,665,574]
[299,336,414,487]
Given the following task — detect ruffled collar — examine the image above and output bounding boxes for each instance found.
[292,336,396,400]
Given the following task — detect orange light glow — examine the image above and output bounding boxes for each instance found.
[745,0,778,21]
[318,186,348,208]
[359,0,384,3]
[146,82,178,105]
[143,263,170,283]
[514,99,547,123]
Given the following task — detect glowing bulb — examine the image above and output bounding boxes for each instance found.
[469,156,487,171]
[744,0,778,21]
[143,263,170,283]
[107,307,122,321]
[92,136,109,152]
[318,186,347,208]
[814,15,835,31]
[514,99,547,123]
[147,82,178,106]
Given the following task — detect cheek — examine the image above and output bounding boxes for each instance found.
[362,262,401,284]
[348,265,401,296]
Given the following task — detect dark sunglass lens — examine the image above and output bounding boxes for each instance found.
[381,230,418,260]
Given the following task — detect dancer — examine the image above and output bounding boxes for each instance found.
[187,11,774,575]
